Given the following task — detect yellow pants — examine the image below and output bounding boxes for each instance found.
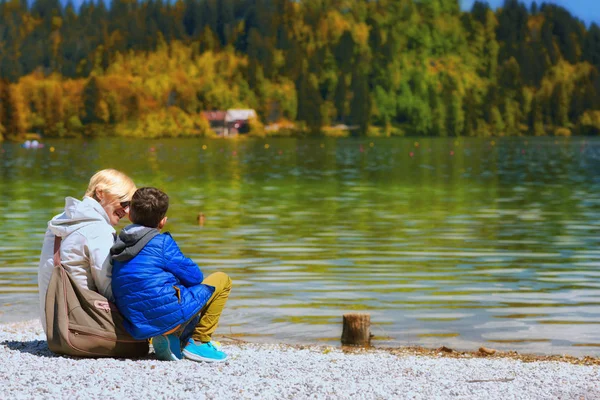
[193,272,232,343]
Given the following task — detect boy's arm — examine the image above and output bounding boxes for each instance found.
[162,234,204,287]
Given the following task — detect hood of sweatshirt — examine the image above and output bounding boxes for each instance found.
[110,224,159,263]
[48,196,114,238]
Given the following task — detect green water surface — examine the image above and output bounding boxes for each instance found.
[1,137,599,355]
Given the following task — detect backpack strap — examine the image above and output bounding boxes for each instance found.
[53,236,62,267]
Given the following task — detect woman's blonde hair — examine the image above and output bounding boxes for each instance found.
[84,169,136,203]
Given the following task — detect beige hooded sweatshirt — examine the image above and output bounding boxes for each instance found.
[37,196,116,334]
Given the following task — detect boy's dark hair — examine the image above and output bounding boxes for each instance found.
[129,187,169,228]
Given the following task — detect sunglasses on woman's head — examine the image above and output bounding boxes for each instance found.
[120,201,131,209]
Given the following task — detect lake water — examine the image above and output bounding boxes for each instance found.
[1,137,599,356]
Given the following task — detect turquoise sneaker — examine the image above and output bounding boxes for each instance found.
[183,339,228,362]
[152,334,182,361]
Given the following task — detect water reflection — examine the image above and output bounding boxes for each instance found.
[0,137,599,356]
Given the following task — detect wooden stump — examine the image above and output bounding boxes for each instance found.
[341,313,371,346]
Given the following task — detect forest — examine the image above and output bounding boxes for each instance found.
[0,0,600,139]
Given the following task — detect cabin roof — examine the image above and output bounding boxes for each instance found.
[225,109,257,122]
[201,111,227,121]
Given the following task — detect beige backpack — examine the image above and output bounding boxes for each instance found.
[45,236,149,358]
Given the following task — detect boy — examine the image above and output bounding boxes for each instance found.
[111,187,231,362]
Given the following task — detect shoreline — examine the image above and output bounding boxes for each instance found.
[229,338,600,367]
[4,316,600,365]
[1,320,599,399]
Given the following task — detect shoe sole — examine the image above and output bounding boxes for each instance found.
[153,335,180,361]
[182,349,228,363]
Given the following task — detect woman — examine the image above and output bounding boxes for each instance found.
[37,169,136,334]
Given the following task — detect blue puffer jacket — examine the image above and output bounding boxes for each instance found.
[111,225,214,340]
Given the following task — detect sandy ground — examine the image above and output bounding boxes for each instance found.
[1,320,599,399]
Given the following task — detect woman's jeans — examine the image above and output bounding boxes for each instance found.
[179,272,232,345]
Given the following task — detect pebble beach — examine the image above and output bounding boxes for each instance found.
[1,320,599,399]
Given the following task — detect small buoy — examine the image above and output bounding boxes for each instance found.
[149,147,156,152]
[414,141,419,147]
[450,150,454,156]
[232,150,237,156]
[197,212,205,227]
[49,146,55,152]
[409,151,414,157]
[202,145,207,150]
[264,144,270,149]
